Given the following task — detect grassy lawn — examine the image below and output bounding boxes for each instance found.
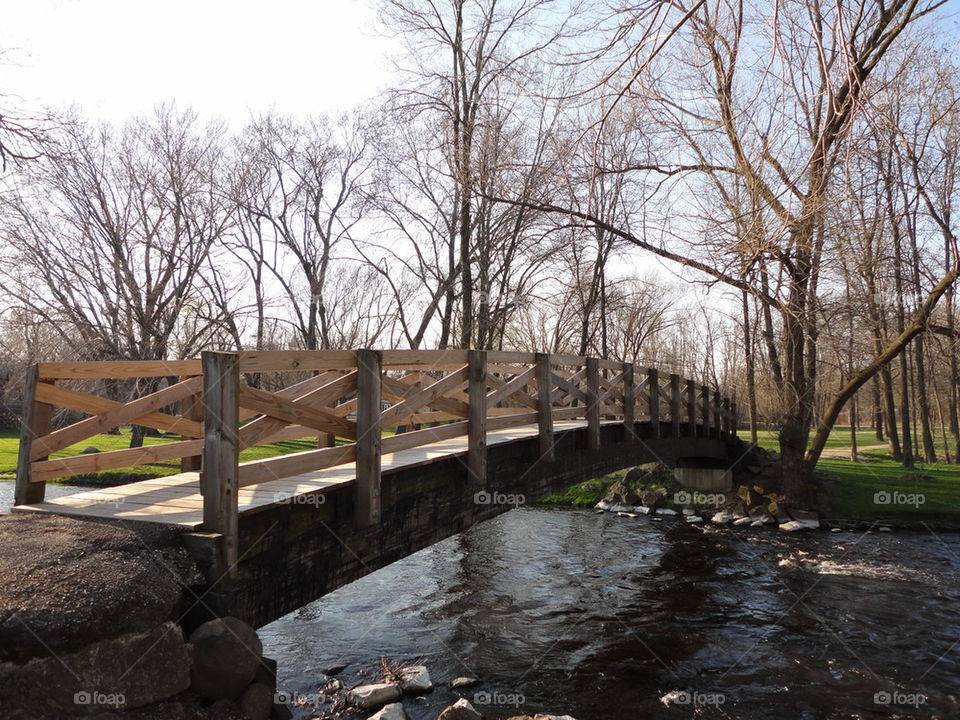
[754,426,886,450]
[752,425,959,521]
[0,428,333,485]
[818,451,960,518]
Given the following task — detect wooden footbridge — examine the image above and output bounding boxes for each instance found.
[12,350,740,626]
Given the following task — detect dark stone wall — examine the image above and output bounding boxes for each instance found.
[207,422,736,627]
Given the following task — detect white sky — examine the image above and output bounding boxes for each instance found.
[1,0,394,124]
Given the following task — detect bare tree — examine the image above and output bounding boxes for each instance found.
[0,106,230,445]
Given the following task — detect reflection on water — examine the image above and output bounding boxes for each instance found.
[261,508,960,719]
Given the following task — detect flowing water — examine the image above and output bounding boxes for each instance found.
[261,507,960,720]
[4,481,956,718]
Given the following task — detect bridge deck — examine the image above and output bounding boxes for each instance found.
[13,420,600,528]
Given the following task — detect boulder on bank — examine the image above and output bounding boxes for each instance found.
[189,617,263,701]
[0,621,190,716]
[641,489,666,509]
[0,513,202,664]
[602,480,640,507]
[238,682,273,720]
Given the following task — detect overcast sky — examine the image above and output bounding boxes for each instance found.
[1,0,395,124]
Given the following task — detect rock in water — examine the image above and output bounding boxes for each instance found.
[749,506,776,524]
[617,511,638,518]
[438,698,484,720]
[347,682,402,709]
[786,509,820,529]
[685,515,704,524]
[189,617,263,700]
[655,508,678,517]
[594,500,613,511]
[682,508,696,516]
[711,511,733,524]
[450,677,480,689]
[399,665,433,694]
[733,517,753,526]
[779,520,812,532]
[371,703,409,720]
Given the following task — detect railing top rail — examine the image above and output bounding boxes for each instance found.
[34,351,734,403]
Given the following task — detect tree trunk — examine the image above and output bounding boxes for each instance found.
[742,289,759,444]
[872,376,884,441]
[850,393,859,462]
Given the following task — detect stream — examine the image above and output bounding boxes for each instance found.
[260,507,960,719]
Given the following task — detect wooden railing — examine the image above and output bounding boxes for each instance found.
[15,350,737,565]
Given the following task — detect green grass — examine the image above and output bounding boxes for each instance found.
[751,425,960,520]
[753,426,887,450]
[539,470,628,507]
[818,451,960,518]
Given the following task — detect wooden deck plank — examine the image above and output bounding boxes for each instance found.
[14,420,602,527]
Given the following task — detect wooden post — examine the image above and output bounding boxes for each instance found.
[14,366,52,506]
[669,374,682,439]
[722,397,732,436]
[355,349,383,526]
[535,353,555,462]
[317,432,336,448]
[180,378,203,473]
[713,390,722,438]
[701,385,712,439]
[467,350,488,485]
[685,379,696,438]
[730,401,738,437]
[648,368,660,439]
[622,362,636,444]
[201,351,240,572]
[586,358,601,450]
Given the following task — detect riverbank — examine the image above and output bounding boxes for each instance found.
[538,444,960,529]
